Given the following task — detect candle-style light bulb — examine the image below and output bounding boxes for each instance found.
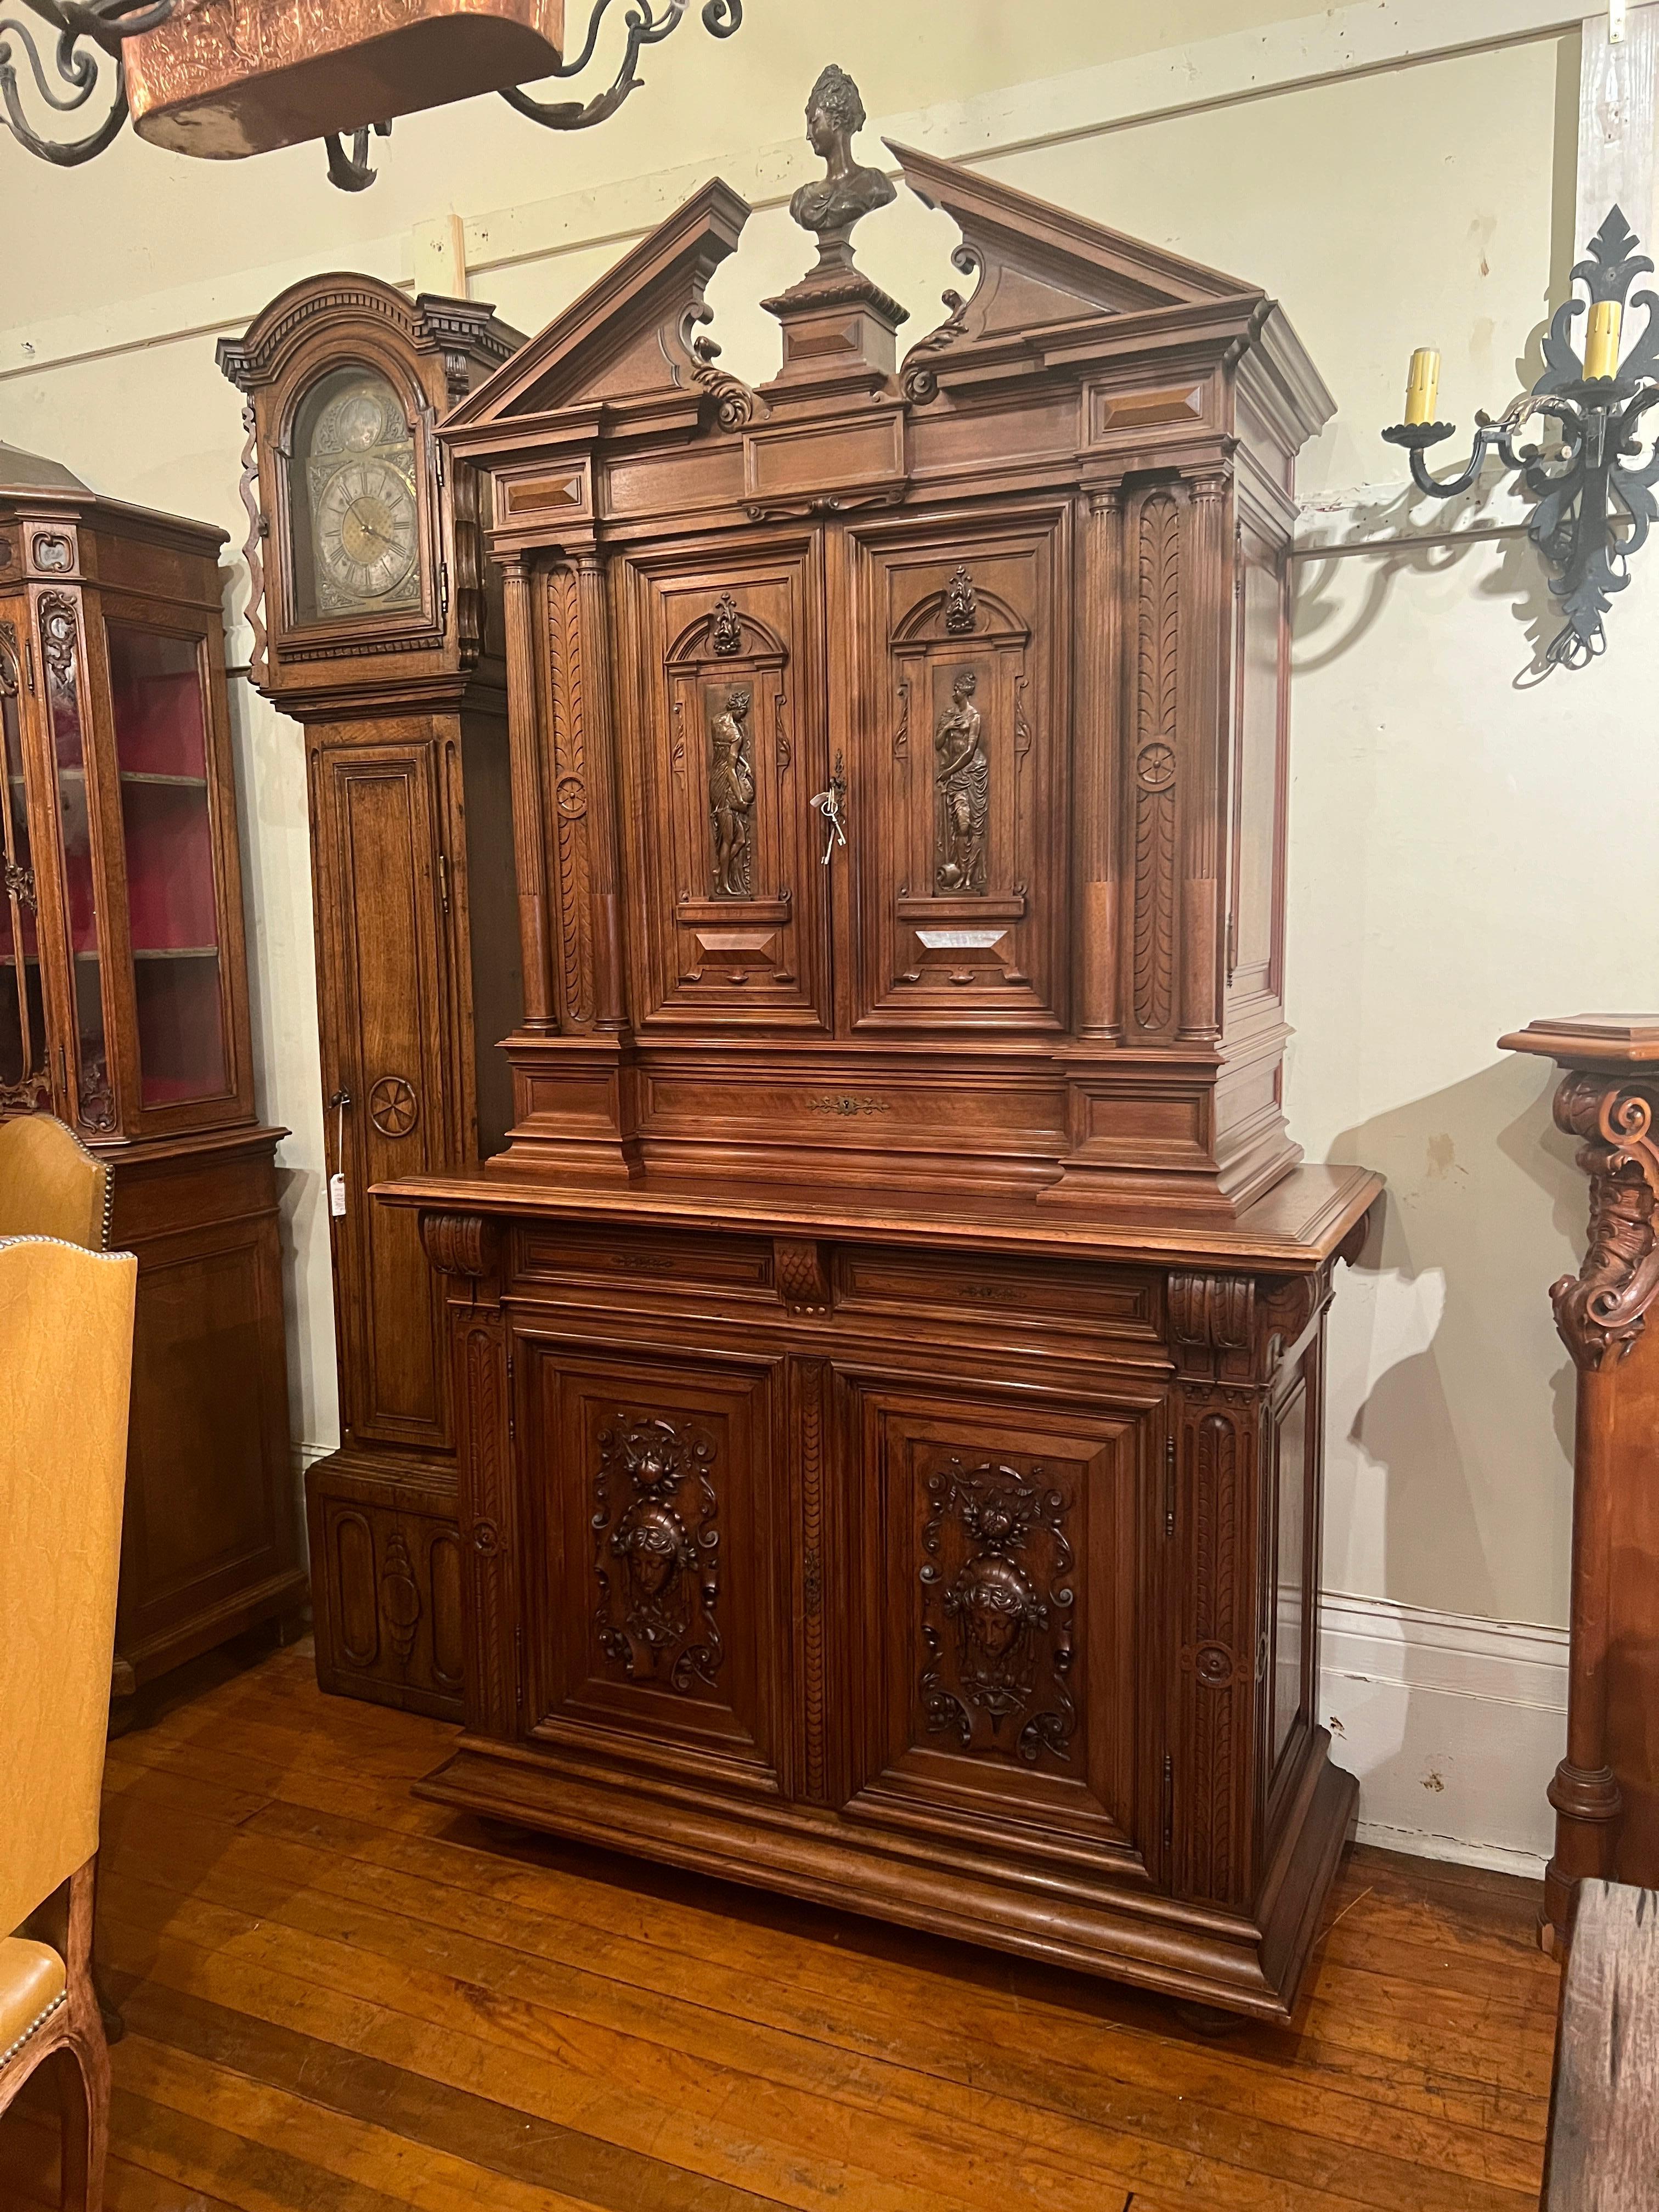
[1404,347,1441,426]
[1584,299,1623,380]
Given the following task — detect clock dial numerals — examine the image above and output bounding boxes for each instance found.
[290,368,425,623]
[313,459,419,611]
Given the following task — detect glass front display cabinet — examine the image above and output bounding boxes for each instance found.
[0,446,306,1707]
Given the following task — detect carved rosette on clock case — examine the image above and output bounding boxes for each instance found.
[221,280,526,1720]
[383,68,1382,2023]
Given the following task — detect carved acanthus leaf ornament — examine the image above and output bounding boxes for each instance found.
[1550,1071,1659,1370]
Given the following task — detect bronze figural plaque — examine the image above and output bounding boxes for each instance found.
[126,0,568,158]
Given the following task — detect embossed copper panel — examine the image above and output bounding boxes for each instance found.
[127,0,567,159]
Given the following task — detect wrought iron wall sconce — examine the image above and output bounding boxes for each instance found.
[1383,205,1659,669]
[0,0,741,192]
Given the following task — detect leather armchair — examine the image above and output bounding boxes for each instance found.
[0,1235,137,2210]
[0,1117,110,1251]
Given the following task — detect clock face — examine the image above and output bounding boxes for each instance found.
[290,368,424,622]
[314,459,419,606]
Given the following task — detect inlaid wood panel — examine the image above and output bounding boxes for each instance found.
[520,1342,788,1793]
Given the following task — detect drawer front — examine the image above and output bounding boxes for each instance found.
[517,1337,788,1796]
[841,1373,1159,1869]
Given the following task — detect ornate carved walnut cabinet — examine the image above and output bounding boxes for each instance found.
[219,280,524,1718]
[384,84,1382,2019]
[0,442,304,1705]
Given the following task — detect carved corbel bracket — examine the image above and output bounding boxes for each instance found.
[775,1237,832,1318]
[1167,1271,1259,1383]
[420,1212,504,1306]
[1550,1070,1659,1371]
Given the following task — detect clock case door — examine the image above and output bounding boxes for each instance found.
[267,331,446,673]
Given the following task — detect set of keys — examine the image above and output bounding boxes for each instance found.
[810,757,849,866]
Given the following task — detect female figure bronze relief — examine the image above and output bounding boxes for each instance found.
[934,669,989,893]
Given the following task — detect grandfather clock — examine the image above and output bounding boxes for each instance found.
[219,279,524,1717]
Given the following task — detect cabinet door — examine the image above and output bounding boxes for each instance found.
[0,602,52,1112]
[312,735,458,1454]
[517,1340,788,1797]
[614,540,832,1032]
[836,506,1071,1033]
[844,1376,1156,1870]
[85,601,252,1134]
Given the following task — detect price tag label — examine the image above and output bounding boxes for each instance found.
[330,1171,347,1218]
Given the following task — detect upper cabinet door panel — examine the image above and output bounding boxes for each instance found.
[618,542,831,1032]
[840,508,1070,1034]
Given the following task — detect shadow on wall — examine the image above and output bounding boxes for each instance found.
[1294,489,1570,690]
[1325,1052,1583,1623]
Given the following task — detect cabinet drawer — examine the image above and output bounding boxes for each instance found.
[836,1244,1160,1346]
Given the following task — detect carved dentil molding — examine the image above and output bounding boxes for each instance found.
[1551,1070,1659,1371]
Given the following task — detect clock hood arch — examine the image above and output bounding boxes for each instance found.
[220,277,525,714]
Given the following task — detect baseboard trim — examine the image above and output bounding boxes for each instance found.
[1320,1590,1566,1878]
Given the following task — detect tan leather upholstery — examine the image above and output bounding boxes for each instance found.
[0,1939,66,2061]
[0,1237,136,1936]
[0,1116,109,1251]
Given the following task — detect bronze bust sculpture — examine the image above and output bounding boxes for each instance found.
[789,63,895,265]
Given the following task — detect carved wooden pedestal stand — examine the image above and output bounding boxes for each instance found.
[1502,1016,1659,1954]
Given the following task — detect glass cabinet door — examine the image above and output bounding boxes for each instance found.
[37,593,111,1131]
[0,605,49,1112]
[104,620,229,1110]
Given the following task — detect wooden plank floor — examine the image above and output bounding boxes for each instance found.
[0,1638,1560,2211]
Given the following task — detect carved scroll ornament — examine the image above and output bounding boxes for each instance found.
[594,1414,723,1691]
[1551,1071,1659,1370]
[919,1457,1076,1765]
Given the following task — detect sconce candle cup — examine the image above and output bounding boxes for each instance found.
[1383,205,1659,668]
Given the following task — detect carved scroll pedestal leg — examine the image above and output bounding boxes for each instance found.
[1499,1024,1659,1955]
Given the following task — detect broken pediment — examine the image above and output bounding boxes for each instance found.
[442,177,753,431]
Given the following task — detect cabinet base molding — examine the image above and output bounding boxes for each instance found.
[417,1734,1357,2022]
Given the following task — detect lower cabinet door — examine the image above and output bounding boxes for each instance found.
[518,1339,788,1796]
[843,1376,1158,1869]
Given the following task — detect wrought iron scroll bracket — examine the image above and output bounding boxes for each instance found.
[0,0,178,168]
[1381,205,1659,668]
[500,0,741,135]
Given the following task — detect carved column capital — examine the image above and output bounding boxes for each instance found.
[1550,1070,1659,1371]
[1186,464,1234,505]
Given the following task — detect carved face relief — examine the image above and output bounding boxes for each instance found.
[593,1415,723,1692]
[918,1457,1077,1764]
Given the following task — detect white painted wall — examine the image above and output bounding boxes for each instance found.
[1,0,1628,1864]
